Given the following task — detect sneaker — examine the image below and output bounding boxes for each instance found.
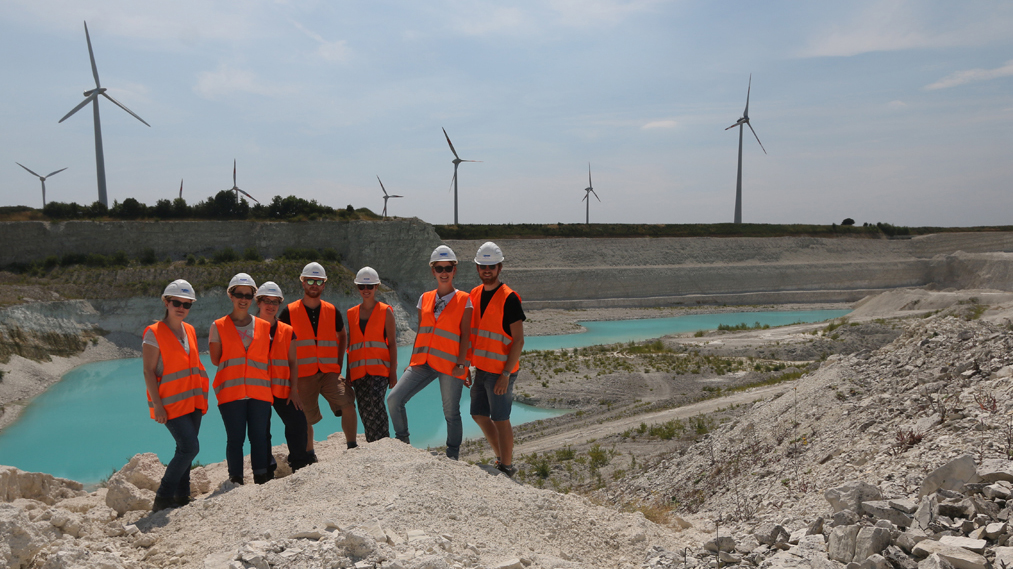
[229,476,244,485]
[496,463,517,478]
[253,472,274,485]
[306,451,318,465]
[346,440,358,450]
[152,495,177,513]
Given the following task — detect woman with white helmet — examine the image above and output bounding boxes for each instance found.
[254,281,313,471]
[387,245,473,459]
[209,273,274,485]
[142,279,209,512]
[345,267,398,442]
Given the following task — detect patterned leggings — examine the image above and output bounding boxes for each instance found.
[352,375,390,442]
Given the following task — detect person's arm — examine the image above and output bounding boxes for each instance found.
[209,324,222,366]
[456,306,472,386]
[287,338,302,410]
[385,306,398,388]
[142,343,167,424]
[335,310,347,376]
[496,319,525,396]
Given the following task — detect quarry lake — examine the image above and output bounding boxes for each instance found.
[0,309,848,483]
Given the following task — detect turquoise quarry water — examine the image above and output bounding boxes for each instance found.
[0,309,847,483]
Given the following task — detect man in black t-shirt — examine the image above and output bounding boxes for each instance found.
[468,242,525,477]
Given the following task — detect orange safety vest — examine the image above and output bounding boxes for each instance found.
[145,321,209,420]
[346,302,392,381]
[212,316,273,404]
[410,290,469,378]
[469,284,522,375]
[288,300,342,377]
[269,321,294,399]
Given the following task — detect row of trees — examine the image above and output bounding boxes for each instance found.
[41,191,374,221]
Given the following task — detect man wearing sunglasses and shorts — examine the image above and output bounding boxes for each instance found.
[277,262,359,457]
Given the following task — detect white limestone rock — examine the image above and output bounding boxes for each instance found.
[103,474,154,516]
[116,453,163,492]
[920,455,979,498]
[0,503,49,569]
[826,481,883,513]
[0,466,85,505]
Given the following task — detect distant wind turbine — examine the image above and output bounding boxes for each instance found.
[725,74,766,224]
[582,163,600,225]
[59,21,150,208]
[227,160,259,204]
[377,176,403,219]
[178,179,183,200]
[442,128,481,225]
[17,163,67,208]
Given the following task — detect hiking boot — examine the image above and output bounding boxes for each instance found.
[496,463,517,478]
[346,440,358,450]
[306,451,318,465]
[253,472,274,485]
[174,495,192,507]
[152,495,177,513]
[229,476,244,485]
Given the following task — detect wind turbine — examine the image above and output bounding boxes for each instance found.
[582,163,600,225]
[59,21,150,208]
[442,128,481,225]
[725,74,766,224]
[178,179,183,200]
[16,163,67,208]
[227,160,259,204]
[377,176,403,219]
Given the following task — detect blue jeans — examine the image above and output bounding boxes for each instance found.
[157,410,202,499]
[218,399,272,478]
[269,396,310,468]
[470,369,517,422]
[386,363,464,459]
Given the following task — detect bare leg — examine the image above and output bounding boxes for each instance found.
[494,420,514,466]
[472,415,501,459]
[341,404,358,444]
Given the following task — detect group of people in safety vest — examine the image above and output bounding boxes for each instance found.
[142,241,524,513]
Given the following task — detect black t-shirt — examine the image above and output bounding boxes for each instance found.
[278,302,344,339]
[478,284,525,338]
[358,306,388,339]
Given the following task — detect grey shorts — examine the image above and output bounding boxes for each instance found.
[470,369,517,422]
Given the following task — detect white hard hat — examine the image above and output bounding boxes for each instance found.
[301,262,327,280]
[474,242,504,265]
[354,267,381,285]
[255,281,284,300]
[227,273,258,295]
[163,279,197,301]
[430,245,457,264]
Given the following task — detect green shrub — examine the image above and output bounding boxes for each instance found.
[185,254,197,266]
[212,247,239,264]
[110,250,129,266]
[243,247,262,262]
[587,444,610,469]
[281,247,319,261]
[42,255,59,271]
[138,248,158,265]
[320,247,341,262]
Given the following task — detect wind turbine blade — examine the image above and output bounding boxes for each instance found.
[84,22,101,88]
[442,127,461,160]
[59,94,97,123]
[725,123,740,131]
[744,73,751,116]
[461,160,482,163]
[101,93,150,127]
[45,167,68,178]
[582,193,588,203]
[588,163,592,188]
[591,189,601,202]
[449,171,456,193]
[747,123,767,154]
[16,163,42,178]
[237,188,260,204]
[391,195,403,198]
[377,175,388,196]
[179,179,183,199]
[233,160,237,186]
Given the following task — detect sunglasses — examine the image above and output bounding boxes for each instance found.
[303,279,326,286]
[357,284,376,290]
[432,265,455,274]
[169,299,193,309]
[258,298,282,306]
[230,292,255,300]
[478,264,498,270]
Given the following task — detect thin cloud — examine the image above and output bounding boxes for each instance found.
[193,64,292,100]
[549,0,665,28]
[925,60,1013,90]
[641,120,677,130]
[291,21,351,63]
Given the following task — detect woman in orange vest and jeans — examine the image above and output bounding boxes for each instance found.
[346,267,398,442]
[387,246,472,459]
[209,273,274,485]
[142,279,209,512]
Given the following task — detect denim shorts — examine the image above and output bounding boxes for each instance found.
[470,369,517,421]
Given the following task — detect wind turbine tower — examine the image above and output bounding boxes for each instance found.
[227,160,259,204]
[59,21,150,208]
[377,176,403,219]
[725,74,766,224]
[582,163,600,225]
[17,163,67,208]
[442,128,481,225]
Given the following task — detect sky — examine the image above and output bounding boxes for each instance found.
[0,1,1011,227]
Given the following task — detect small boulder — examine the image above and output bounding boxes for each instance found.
[826,481,883,513]
[920,455,979,498]
[116,453,164,492]
[0,466,85,505]
[937,537,985,554]
[828,524,861,564]
[860,553,891,569]
[833,509,861,527]
[704,536,735,552]
[977,459,1013,483]
[912,539,987,569]
[854,526,891,563]
[919,553,956,569]
[0,504,50,569]
[862,501,912,528]
[754,523,789,546]
[104,475,154,516]
[993,546,1013,569]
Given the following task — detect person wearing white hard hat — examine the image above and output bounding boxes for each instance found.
[468,242,525,477]
[142,279,209,512]
[345,267,398,442]
[209,273,274,485]
[387,245,473,459]
[278,262,358,456]
[255,282,313,472]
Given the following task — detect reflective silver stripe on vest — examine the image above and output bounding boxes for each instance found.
[473,349,508,362]
[476,329,511,344]
[247,360,269,371]
[218,358,246,369]
[151,388,207,407]
[296,357,319,365]
[417,326,434,334]
[318,357,340,365]
[160,366,205,384]
[294,339,317,347]
[214,377,272,395]
[433,328,460,342]
[317,340,339,347]
[425,347,457,363]
[349,341,388,351]
[271,377,291,387]
[271,359,289,367]
[349,358,388,369]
